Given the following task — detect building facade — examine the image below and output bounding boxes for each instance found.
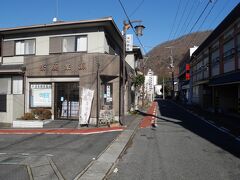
[178,46,198,103]
[190,3,240,113]
[0,17,125,125]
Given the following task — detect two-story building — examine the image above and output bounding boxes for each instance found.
[190,3,240,113]
[0,17,125,125]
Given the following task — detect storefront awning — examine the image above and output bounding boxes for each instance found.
[209,71,240,86]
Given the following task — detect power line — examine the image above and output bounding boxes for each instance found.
[187,0,212,35]
[117,0,147,54]
[172,0,190,40]
[176,0,197,38]
[167,0,182,41]
[207,0,230,29]
[181,0,201,37]
[183,0,212,48]
[189,0,218,47]
[129,0,145,17]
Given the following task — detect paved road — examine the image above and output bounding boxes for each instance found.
[0,131,120,180]
[108,100,240,180]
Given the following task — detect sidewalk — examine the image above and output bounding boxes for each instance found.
[76,103,156,180]
[174,100,240,137]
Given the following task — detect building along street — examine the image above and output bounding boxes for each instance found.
[108,99,240,180]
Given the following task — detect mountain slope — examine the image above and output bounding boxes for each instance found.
[145,31,212,78]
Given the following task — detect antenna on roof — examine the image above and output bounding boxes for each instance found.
[53,0,59,23]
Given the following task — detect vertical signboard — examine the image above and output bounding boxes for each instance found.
[126,34,133,52]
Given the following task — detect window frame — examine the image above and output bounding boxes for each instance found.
[14,39,36,56]
[29,83,52,109]
[62,35,88,53]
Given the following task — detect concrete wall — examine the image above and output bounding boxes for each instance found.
[0,94,24,123]
[24,53,120,124]
[2,56,24,65]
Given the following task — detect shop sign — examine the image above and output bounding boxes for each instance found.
[40,63,86,72]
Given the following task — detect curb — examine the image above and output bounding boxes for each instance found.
[76,114,144,179]
[104,116,142,179]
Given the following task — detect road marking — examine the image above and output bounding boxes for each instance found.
[20,153,29,156]
[219,127,230,132]
[235,137,240,142]
[0,153,7,155]
[45,154,54,157]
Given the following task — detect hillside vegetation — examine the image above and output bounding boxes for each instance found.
[145,31,212,79]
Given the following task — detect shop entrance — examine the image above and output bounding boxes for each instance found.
[55,82,79,120]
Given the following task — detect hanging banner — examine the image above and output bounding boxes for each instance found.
[79,88,94,125]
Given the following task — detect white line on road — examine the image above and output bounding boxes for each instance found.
[235,137,240,142]
[0,153,7,155]
[219,127,230,132]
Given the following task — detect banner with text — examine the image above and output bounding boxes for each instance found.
[79,88,94,125]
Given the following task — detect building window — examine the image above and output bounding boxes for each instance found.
[30,83,52,108]
[0,95,7,112]
[15,39,35,55]
[211,49,220,66]
[223,39,234,61]
[76,36,87,52]
[62,36,75,52]
[62,36,87,52]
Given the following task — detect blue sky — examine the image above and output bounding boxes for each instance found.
[0,0,239,53]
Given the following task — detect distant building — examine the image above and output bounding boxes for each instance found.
[190,3,240,114]
[145,69,157,101]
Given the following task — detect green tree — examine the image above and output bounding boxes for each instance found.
[133,74,145,88]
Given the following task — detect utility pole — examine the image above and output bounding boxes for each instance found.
[163,77,165,100]
[166,46,175,99]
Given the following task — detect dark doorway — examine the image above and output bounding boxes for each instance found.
[55,82,79,120]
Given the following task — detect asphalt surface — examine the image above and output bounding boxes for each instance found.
[0,131,120,180]
[108,99,240,180]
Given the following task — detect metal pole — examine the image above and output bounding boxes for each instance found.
[96,60,100,127]
[171,68,174,99]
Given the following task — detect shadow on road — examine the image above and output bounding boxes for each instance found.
[153,99,240,159]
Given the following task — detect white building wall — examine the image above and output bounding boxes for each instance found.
[2,56,24,65]
[125,54,135,69]
[36,36,49,55]
[88,31,105,53]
